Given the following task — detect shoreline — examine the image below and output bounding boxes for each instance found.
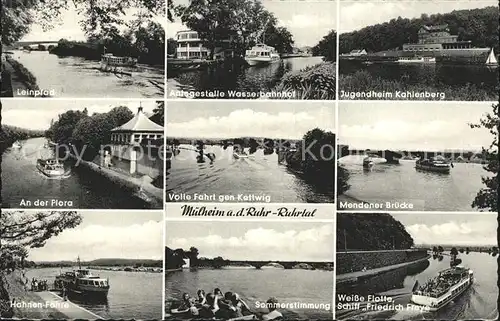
[68,153,163,208]
[1,271,67,319]
[336,255,431,284]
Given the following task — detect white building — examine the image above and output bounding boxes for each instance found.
[108,107,164,175]
[175,30,235,59]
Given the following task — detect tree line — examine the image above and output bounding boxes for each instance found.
[339,6,499,54]
[165,246,228,270]
[0,125,45,153]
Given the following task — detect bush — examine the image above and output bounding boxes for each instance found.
[273,62,336,100]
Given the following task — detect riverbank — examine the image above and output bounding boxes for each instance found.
[336,254,431,284]
[336,249,430,275]
[272,62,335,99]
[339,70,497,101]
[1,58,40,97]
[69,154,163,208]
[1,271,67,319]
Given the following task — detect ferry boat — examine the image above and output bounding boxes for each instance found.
[101,53,138,67]
[244,44,281,66]
[397,56,436,63]
[485,48,498,66]
[55,257,110,297]
[36,159,66,177]
[411,266,473,311]
[12,141,22,149]
[415,156,451,173]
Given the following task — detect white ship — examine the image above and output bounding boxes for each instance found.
[244,44,281,66]
[54,257,110,297]
[411,266,473,311]
[398,56,436,63]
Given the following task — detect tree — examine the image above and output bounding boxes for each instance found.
[263,26,294,54]
[337,213,414,250]
[47,109,88,144]
[450,247,458,256]
[312,30,336,62]
[71,107,134,159]
[2,0,165,46]
[0,211,82,273]
[432,246,438,253]
[459,248,465,253]
[150,101,164,126]
[437,246,444,253]
[469,103,498,212]
[167,38,177,56]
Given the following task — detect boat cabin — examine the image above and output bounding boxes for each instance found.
[245,44,278,57]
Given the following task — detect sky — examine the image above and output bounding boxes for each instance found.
[167,0,336,47]
[21,5,166,42]
[393,213,497,246]
[2,100,160,131]
[339,102,494,151]
[340,0,497,33]
[25,211,163,262]
[166,221,333,261]
[166,101,335,139]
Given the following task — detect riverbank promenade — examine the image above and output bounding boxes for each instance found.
[337,255,431,284]
[2,272,102,319]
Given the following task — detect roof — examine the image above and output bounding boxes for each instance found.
[112,107,164,132]
[421,24,449,32]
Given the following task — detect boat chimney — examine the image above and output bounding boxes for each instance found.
[138,102,143,113]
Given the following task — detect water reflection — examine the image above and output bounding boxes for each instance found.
[168,57,324,97]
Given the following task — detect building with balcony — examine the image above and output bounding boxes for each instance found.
[403,24,473,52]
[175,30,235,59]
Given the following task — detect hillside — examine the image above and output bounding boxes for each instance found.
[35,258,162,267]
[339,6,499,54]
[337,213,414,251]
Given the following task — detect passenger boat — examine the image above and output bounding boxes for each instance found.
[244,44,281,66]
[485,48,498,66]
[54,257,110,297]
[415,156,451,173]
[101,53,138,67]
[12,141,22,149]
[411,266,473,311]
[397,56,436,63]
[36,159,66,177]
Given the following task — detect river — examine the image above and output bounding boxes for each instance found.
[11,50,164,98]
[1,137,151,209]
[26,267,162,319]
[340,61,498,99]
[167,56,325,98]
[166,145,334,203]
[165,268,333,319]
[336,251,498,320]
[338,156,487,211]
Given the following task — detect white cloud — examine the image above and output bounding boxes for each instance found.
[406,220,497,246]
[169,225,333,261]
[339,119,487,151]
[2,101,158,130]
[29,220,163,261]
[167,108,334,139]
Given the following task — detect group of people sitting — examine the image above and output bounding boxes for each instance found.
[170,288,283,320]
[30,278,49,292]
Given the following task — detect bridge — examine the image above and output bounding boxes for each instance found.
[5,41,60,50]
[338,145,485,163]
[220,260,333,270]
